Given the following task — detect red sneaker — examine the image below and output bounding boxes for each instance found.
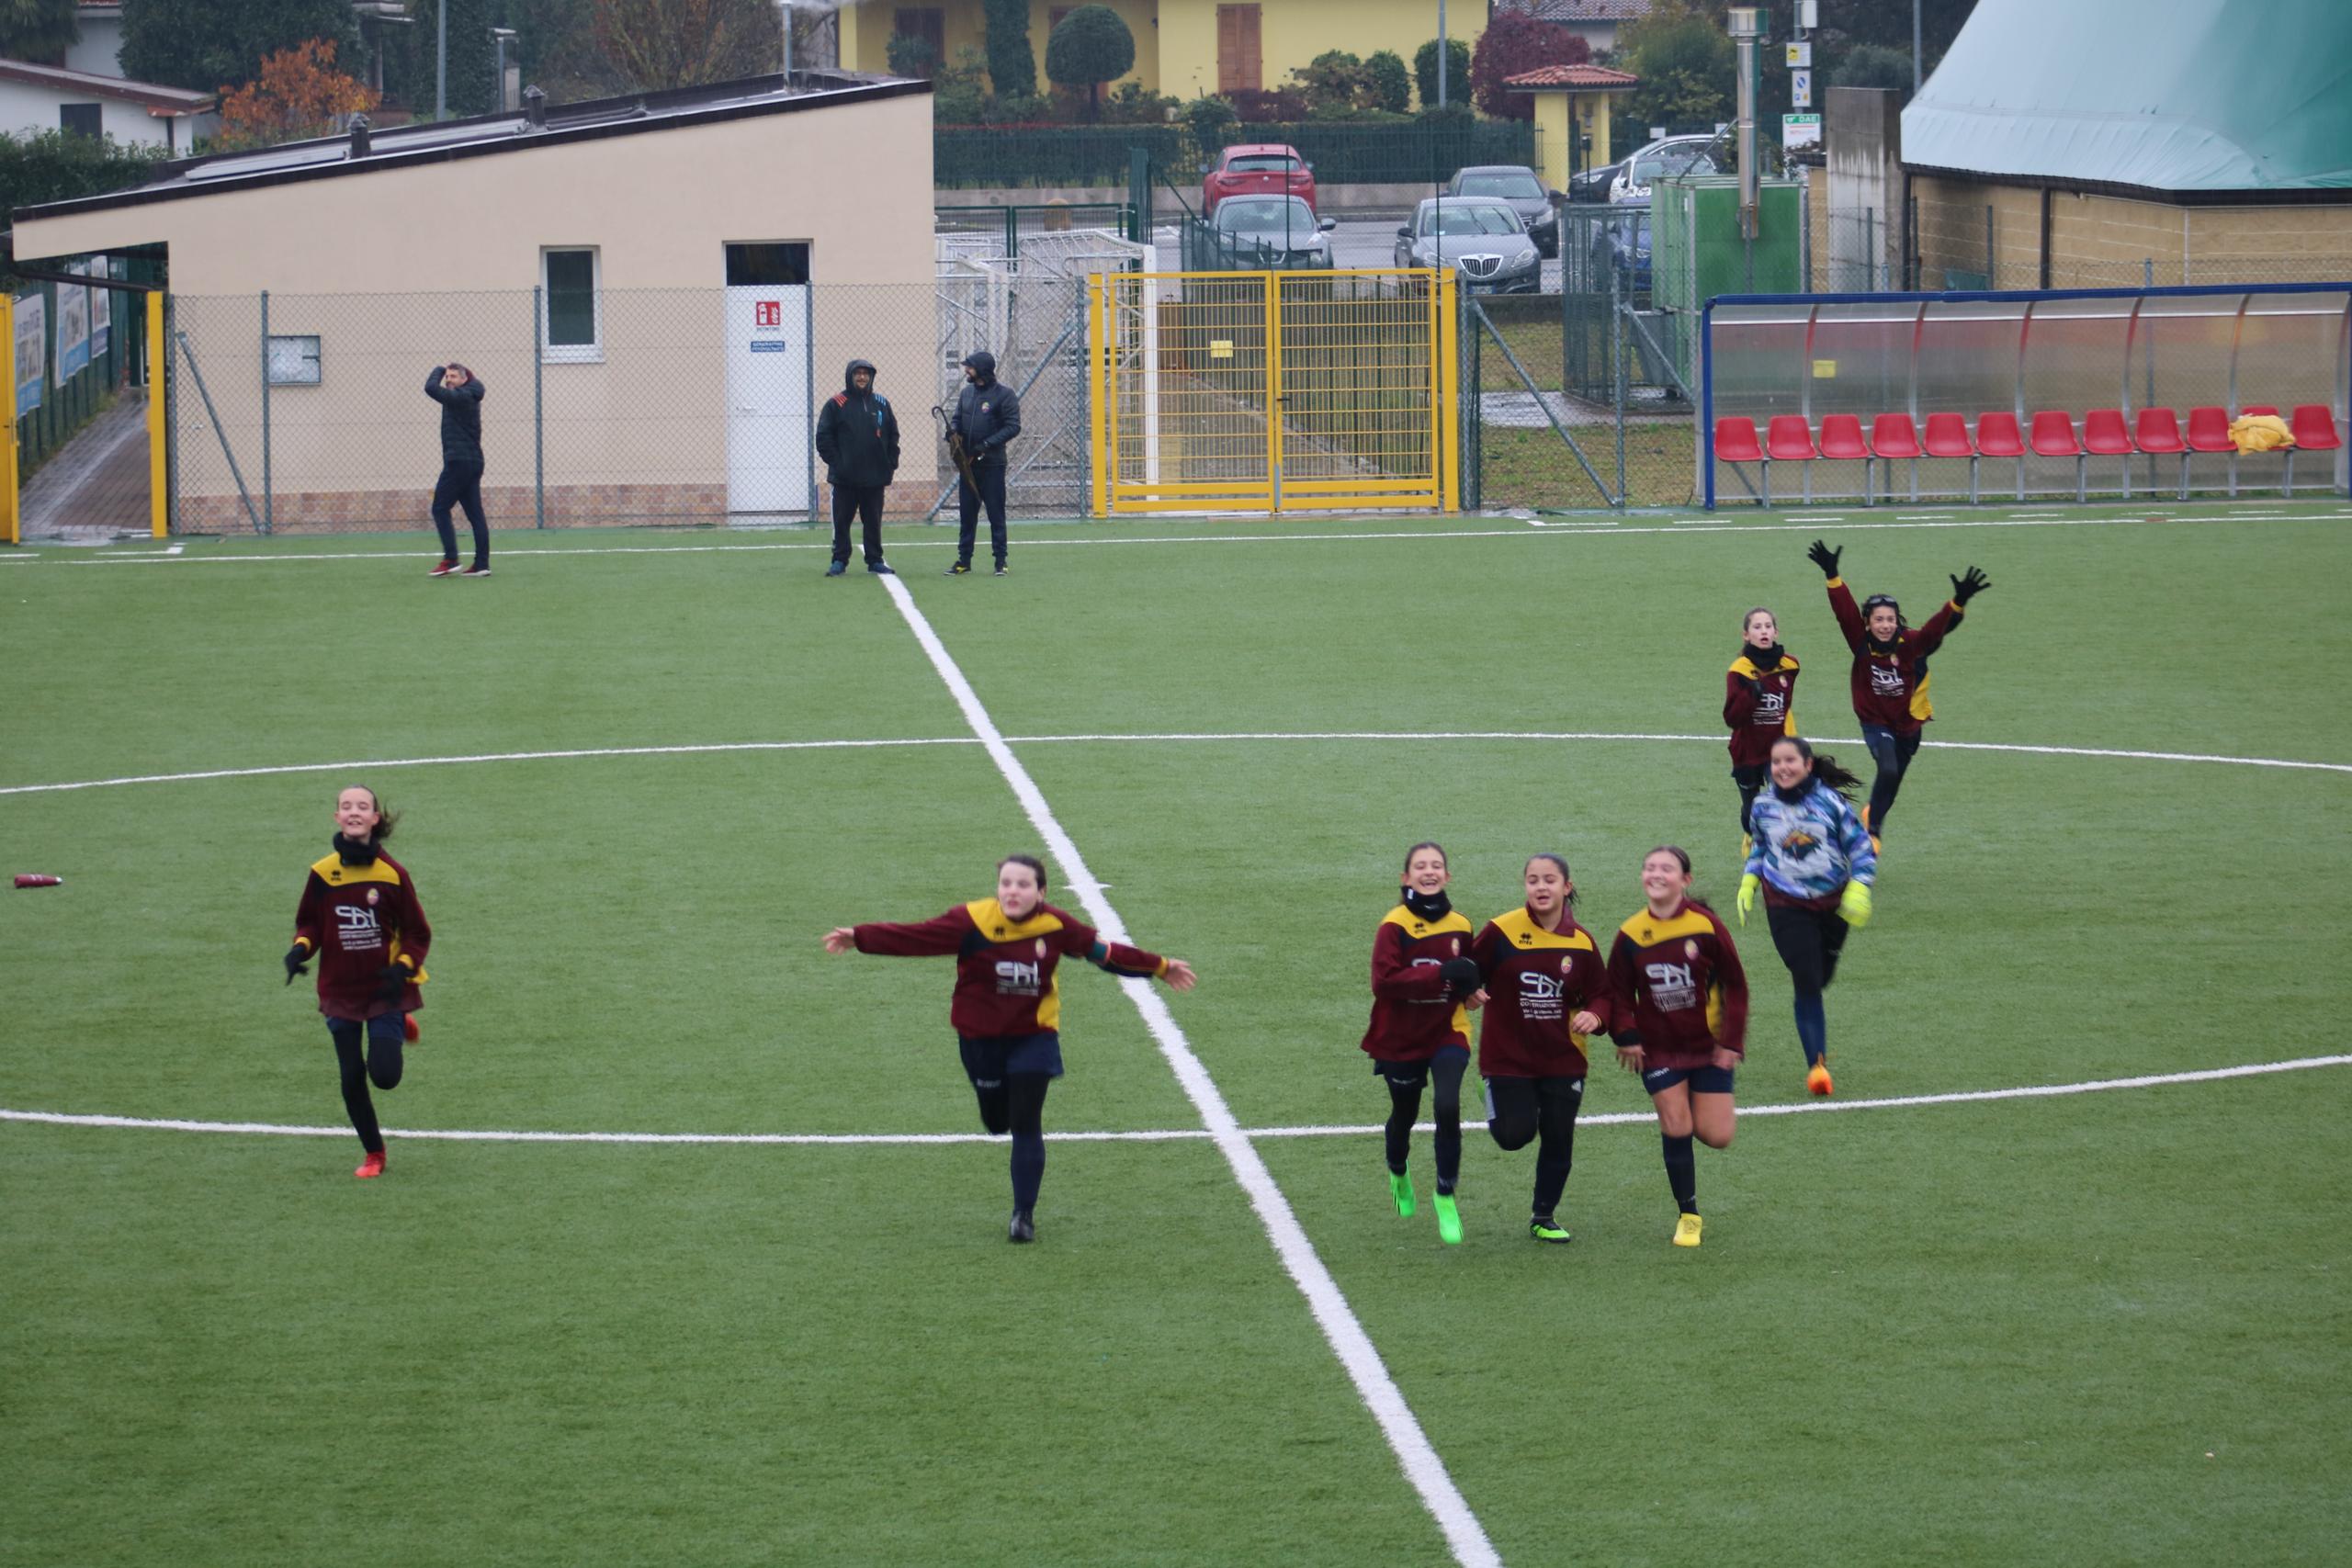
[355,1150,386,1179]
[403,1014,421,1044]
[428,560,459,577]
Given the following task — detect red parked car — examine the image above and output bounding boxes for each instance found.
[1203,143,1316,218]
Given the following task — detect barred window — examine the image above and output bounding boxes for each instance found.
[541,247,601,362]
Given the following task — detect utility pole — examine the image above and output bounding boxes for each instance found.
[435,0,447,119]
[1437,0,1448,108]
[1914,0,1924,92]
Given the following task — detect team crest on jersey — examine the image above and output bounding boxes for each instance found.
[1684,940,1700,958]
[1560,955,1575,973]
[1451,938,1460,955]
[365,887,380,906]
[1035,939,1047,957]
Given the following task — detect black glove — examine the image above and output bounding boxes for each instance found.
[283,944,310,985]
[1951,566,1990,605]
[377,962,413,1002]
[1439,957,1482,993]
[1806,539,1842,579]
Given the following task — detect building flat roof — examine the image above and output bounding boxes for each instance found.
[12,71,929,223]
[0,57,214,113]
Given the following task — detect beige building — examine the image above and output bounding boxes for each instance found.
[11,73,940,531]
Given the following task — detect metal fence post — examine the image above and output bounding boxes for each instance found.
[531,286,545,528]
[804,284,817,522]
[258,288,272,534]
[1611,261,1626,507]
[164,293,178,535]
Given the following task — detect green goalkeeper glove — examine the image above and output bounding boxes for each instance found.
[1736,873,1760,926]
[1838,881,1874,929]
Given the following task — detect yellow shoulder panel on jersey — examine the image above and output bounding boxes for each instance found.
[1382,905,1474,942]
[965,897,1069,943]
[1492,908,1595,952]
[1616,908,1718,948]
[311,854,404,887]
[1729,655,1761,679]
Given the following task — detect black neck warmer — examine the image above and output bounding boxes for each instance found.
[333,833,379,867]
[1402,886,1452,921]
[1741,640,1786,670]
[1772,777,1814,805]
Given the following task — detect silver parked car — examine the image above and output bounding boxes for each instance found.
[1393,198,1544,294]
[1446,164,1562,255]
[1209,195,1337,268]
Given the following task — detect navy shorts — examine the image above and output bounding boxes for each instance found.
[1640,1063,1736,1096]
[959,1031,1064,1085]
[1371,1043,1469,1089]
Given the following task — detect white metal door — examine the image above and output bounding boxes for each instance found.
[724,285,810,515]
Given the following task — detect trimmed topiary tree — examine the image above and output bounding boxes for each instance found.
[1044,5,1134,121]
[981,0,1035,99]
[1365,50,1411,115]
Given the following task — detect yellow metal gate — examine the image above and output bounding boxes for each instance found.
[1088,269,1458,513]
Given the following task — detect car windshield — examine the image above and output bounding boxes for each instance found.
[1420,204,1521,237]
[1217,197,1315,231]
[1459,173,1543,200]
[1632,148,1715,184]
[1226,154,1300,174]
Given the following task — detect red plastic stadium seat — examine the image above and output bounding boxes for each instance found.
[1921,412,1973,457]
[2285,404,2343,496]
[2238,404,2278,418]
[1870,413,1923,459]
[1817,413,1869,460]
[1714,416,1764,462]
[1766,415,1818,460]
[2184,406,2234,454]
[2029,411,2081,457]
[1976,412,2026,502]
[1975,412,2025,457]
[2136,408,2190,499]
[2082,409,2132,456]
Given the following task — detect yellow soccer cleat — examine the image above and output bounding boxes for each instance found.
[1672,1213,1703,1248]
[1807,1062,1836,1097]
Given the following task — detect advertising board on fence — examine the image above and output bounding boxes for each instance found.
[15,292,45,414]
[86,261,109,360]
[57,277,90,380]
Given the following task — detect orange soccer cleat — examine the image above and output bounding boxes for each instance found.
[1806,1062,1835,1097]
[403,1014,421,1044]
[355,1150,386,1179]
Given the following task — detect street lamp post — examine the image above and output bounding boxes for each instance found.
[435,0,447,120]
[1437,0,1448,108]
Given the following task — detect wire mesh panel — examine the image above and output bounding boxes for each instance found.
[1091,269,1453,513]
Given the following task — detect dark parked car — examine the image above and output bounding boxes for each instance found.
[1204,195,1337,269]
[1589,204,1652,292]
[1395,198,1544,295]
[1567,158,1623,204]
[1445,164,1562,255]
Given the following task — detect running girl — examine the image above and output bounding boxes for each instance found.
[1607,847,1748,1248]
[1362,841,1484,1246]
[1725,606,1800,846]
[284,786,431,1179]
[1806,540,1990,845]
[1738,737,1875,1097]
[824,855,1195,1244]
[1467,854,1617,1244]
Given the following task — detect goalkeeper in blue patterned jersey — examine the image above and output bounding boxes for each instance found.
[1738,736,1876,1098]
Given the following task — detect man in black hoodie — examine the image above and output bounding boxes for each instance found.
[946,351,1021,576]
[424,363,488,577]
[813,358,900,576]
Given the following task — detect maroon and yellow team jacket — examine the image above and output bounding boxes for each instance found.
[292,850,432,1022]
[1468,908,1619,1079]
[1724,649,1800,767]
[1827,578,1962,735]
[852,897,1167,1038]
[1360,903,1476,1063]
[1605,900,1747,1069]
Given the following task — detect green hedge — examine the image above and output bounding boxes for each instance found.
[934,118,1537,189]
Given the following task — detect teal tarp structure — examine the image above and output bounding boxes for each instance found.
[1902,0,2352,192]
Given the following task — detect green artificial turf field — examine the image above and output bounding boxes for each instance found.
[5,501,2349,1566]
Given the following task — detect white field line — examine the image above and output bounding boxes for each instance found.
[873,572,1501,1568]
[8,1055,2345,1147]
[7,728,2346,798]
[29,505,2347,570]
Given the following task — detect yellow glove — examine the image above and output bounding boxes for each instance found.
[1838,880,1873,929]
[1736,873,1760,926]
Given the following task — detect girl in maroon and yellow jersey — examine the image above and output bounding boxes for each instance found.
[824,854,1195,1244]
[1725,605,1800,843]
[1467,854,1618,1244]
[1361,841,1484,1246]
[282,785,432,1180]
[1606,846,1747,1249]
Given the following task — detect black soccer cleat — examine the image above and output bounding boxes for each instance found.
[825,560,847,577]
[1008,1208,1035,1244]
[866,563,896,576]
[945,561,972,576]
[993,562,1009,577]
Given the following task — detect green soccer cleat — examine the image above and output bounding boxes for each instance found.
[1530,1214,1572,1244]
[1434,1192,1463,1246]
[1387,1166,1415,1217]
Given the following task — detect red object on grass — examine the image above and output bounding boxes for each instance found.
[355,1151,386,1179]
[403,1014,421,1043]
[14,874,62,887]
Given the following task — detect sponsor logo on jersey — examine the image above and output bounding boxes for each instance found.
[994,959,1043,995]
[1646,959,1698,1011]
[1870,663,1908,696]
[334,902,384,953]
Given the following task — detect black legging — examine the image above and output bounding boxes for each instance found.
[973,1073,1052,1212]
[1733,762,1767,834]
[1486,1074,1585,1218]
[327,1014,406,1153]
[1382,1051,1466,1194]
[1860,723,1924,837]
[431,459,489,566]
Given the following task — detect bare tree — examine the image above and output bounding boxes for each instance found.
[591,0,775,91]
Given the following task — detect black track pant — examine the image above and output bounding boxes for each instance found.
[1733,762,1767,835]
[1381,1050,1467,1193]
[956,463,1008,565]
[431,459,488,566]
[327,1013,406,1154]
[1486,1074,1586,1219]
[831,484,886,565]
[1766,901,1851,996]
[972,1073,1052,1212]
[1860,723,1924,837]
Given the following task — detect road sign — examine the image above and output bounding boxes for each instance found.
[1791,68,1813,107]
[1785,41,1812,68]
[1782,113,1822,151]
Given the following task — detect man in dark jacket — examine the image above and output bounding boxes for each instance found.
[424,363,489,577]
[813,358,900,576]
[946,351,1021,577]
